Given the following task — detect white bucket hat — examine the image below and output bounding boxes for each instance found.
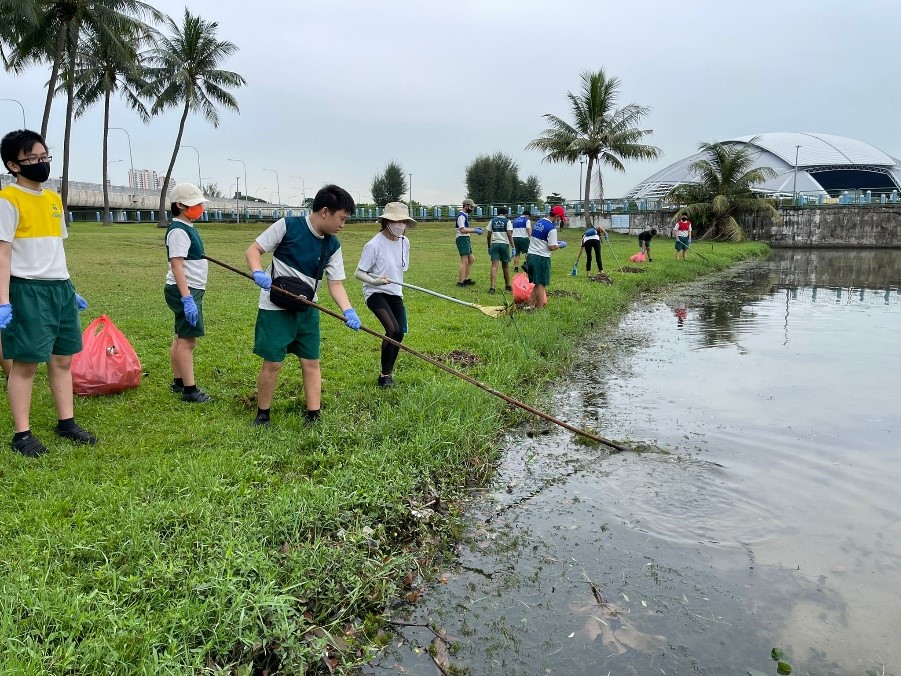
[169,183,208,206]
[378,201,416,226]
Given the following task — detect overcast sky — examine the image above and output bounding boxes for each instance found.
[2,0,899,205]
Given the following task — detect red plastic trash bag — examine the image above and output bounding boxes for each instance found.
[629,251,647,263]
[71,315,142,396]
[512,272,534,303]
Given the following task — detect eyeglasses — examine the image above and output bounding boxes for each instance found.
[17,155,52,165]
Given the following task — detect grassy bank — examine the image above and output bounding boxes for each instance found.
[0,221,767,673]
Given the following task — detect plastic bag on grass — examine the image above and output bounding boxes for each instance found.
[512,272,534,303]
[629,251,646,263]
[72,314,142,396]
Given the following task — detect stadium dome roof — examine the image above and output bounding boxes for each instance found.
[625,132,901,200]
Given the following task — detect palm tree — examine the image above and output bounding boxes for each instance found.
[67,23,151,225]
[668,139,780,241]
[526,69,661,226]
[146,9,245,227]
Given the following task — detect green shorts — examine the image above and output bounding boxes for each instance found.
[164,284,205,338]
[524,254,551,286]
[455,235,472,257]
[513,237,530,257]
[254,308,320,362]
[675,236,689,251]
[490,242,511,263]
[1,277,82,362]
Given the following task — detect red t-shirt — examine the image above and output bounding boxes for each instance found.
[676,220,691,235]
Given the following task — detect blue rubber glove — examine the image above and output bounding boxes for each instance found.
[75,293,88,311]
[0,303,11,329]
[604,233,610,241]
[688,238,692,244]
[252,270,272,290]
[511,247,516,256]
[181,295,198,327]
[474,227,484,235]
[343,307,361,331]
[559,240,568,249]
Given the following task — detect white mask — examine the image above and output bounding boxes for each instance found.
[387,223,406,238]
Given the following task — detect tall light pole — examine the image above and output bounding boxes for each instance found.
[792,145,801,206]
[180,144,202,189]
[233,177,241,223]
[0,98,26,128]
[264,168,280,204]
[408,173,413,208]
[292,175,306,205]
[228,158,247,212]
[109,127,135,199]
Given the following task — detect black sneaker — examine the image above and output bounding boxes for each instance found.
[55,423,97,445]
[488,288,496,294]
[514,267,519,272]
[182,389,212,403]
[11,433,47,457]
[463,279,476,286]
[170,383,184,394]
[504,285,513,292]
[456,282,467,288]
[377,374,395,388]
[251,413,271,428]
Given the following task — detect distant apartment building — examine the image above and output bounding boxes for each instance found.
[129,169,176,192]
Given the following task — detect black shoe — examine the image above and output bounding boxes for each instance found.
[504,285,513,292]
[456,282,467,288]
[11,433,47,458]
[488,288,496,294]
[514,267,519,272]
[55,423,97,445]
[251,413,271,428]
[182,389,212,403]
[377,374,395,388]
[170,383,184,394]
[464,279,476,286]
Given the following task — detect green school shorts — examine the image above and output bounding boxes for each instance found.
[513,237,530,257]
[455,235,472,257]
[164,284,205,338]
[524,254,551,286]
[1,277,82,362]
[253,307,321,362]
[675,236,690,251]
[490,242,511,263]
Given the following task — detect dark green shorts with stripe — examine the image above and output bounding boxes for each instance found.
[455,235,472,257]
[513,237,530,258]
[253,308,321,362]
[1,277,82,362]
[524,254,551,286]
[164,284,205,338]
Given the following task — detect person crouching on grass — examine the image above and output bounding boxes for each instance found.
[164,183,212,403]
[638,228,657,261]
[523,204,567,309]
[246,184,362,428]
[0,129,95,457]
[355,201,414,388]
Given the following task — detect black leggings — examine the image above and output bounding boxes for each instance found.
[366,292,405,375]
[584,240,602,271]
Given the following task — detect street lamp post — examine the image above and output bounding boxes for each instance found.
[180,144,202,189]
[0,99,26,128]
[228,158,248,213]
[109,127,135,199]
[792,145,801,206]
[264,168,280,204]
[292,176,306,206]
[234,177,241,223]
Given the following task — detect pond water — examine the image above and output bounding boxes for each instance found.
[366,249,901,676]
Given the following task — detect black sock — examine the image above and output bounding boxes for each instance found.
[173,378,184,388]
[305,409,320,423]
[183,385,198,395]
[57,417,76,431]
[256,408,270,420]
[13,430,31,441]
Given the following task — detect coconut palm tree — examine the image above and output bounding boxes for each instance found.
[67,24,151,225]
[526,69,661,226]
[146,9,245,227]
[668,139,780,241]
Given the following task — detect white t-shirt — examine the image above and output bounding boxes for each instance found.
[455,212,470,238]
[0,184,70,280]
[165,219,208,289]
[512,218,531,239]
[357,231,410,300]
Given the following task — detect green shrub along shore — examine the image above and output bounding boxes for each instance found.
[0,221,768,673]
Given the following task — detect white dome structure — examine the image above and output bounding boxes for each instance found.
[625,132,901,200]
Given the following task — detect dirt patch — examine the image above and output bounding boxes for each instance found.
[588,272,613,284]
[428,349,481,368]
[548,289,582,299]
[618,266,646,274]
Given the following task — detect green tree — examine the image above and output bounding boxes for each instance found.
[146,9,244,227]
[526,68,661,225]
[518,175,542,203]
[68,23,150,225]
[370,161,407,206]
[203,181,222,198]
[668,139,780,241]
[465,152,521,204]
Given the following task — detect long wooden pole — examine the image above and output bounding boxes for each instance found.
[204,255,630,453]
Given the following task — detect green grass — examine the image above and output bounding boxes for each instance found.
[0,221,767,673]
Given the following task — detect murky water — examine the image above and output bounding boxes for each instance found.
[367,249,901,676]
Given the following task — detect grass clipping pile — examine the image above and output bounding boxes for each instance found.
[588,271,613,284]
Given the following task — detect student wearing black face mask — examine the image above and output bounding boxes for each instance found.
[0,129,96,458]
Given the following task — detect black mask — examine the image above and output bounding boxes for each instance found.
[17,161,51,184]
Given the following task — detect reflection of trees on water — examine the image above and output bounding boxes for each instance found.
[687,249,900,351]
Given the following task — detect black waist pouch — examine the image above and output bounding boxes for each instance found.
[270,276,315,312]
